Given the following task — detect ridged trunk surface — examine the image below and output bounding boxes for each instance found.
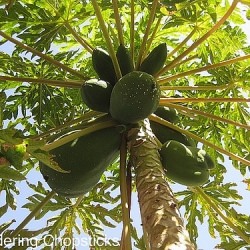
[129,119,195,250]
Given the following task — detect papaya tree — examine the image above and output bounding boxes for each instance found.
[0,0,250,249]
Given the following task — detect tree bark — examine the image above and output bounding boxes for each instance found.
[129,119,195,250]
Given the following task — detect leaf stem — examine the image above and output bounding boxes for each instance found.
[64,21,94,53]
[157,0,240,76]
[167,27,197,58]
[158,54,250,84]
[166,103,250,130]
[135,0,159,69]
[120,133,132,250]
[159,97,250,103]
[91,0,122,80]
[112,0,124,45]
[144,17,162,58]
[149,114,250,166]
[160,83,235,91]
[0,31,85,79]
[31,111,102,140]
[72,195,84,209]
[130,0,135,63]
[42,120,118,151]
[0,75,83,88]
[194,187,250,244]
[10,191,56,238]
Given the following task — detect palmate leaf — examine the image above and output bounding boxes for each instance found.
[0,179,19,210]
[217,238,250,250]
[23,181,72,219]
[176,181,244,243]
[0,166,25,180]
[0,219,16,234]
[0,204,8,217]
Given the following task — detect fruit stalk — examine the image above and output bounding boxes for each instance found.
[129,119,195,249]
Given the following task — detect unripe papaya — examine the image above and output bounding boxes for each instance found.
[154,106,179,124]
[110,71,160,124]
[39,126,122,197]
[81,79,113,113]
[139,43,167,76]
[160,140,211,186]
[150,121,195,146]
[150,106,195,146]
[92,48,117,85]
[116,44,134,76]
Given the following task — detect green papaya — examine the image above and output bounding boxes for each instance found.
[110,71,160,124]
[150,106,195,146]
[160,140,211,186]
[81,79,113,113]
[150,121,195,146]
[39,126,122,197]
[116,44,134,76]
[203,151,215,169]
[154,106,179,124]
[139,43,167,76]
[92,48,117,85]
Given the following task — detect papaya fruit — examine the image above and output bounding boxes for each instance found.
[154,106,179,124]
[160,140,212,186]
[110,71,160,124]
[150,121,195,146]
[150,106,195,146]
[92,48,117,85]
[116,44,134,76]
[39,126,122,198]
[203,151,215,169]
[81,79,113,113]
[139,43,167,76]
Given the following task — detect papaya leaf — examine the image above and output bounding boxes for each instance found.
[0,142,27,169]
[0,180,19,210]
[0,0,250,248]
[0,128,24,145]
[0,204,8,217]
[176,189,200,242]
[0,219,16,234]
[23,181,72,220]
[216,238,250,250]
[26,138,69,173]
[242,178,250,190]
[0,166,25,181]
[131,225,146,250]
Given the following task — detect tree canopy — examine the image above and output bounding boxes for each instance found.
[0,0,250,249]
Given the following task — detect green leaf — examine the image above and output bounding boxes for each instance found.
[0,166,25,181]
[0,129,24,144]
[0,0,250,248]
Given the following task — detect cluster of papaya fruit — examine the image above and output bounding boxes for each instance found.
[40,43,214,197]
[40,43,168,197]
[81,43,167,123]
[151,106,214,186]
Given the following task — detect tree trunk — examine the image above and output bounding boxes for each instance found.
[129,119,195,250]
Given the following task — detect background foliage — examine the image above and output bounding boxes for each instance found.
[0,0,250,249]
